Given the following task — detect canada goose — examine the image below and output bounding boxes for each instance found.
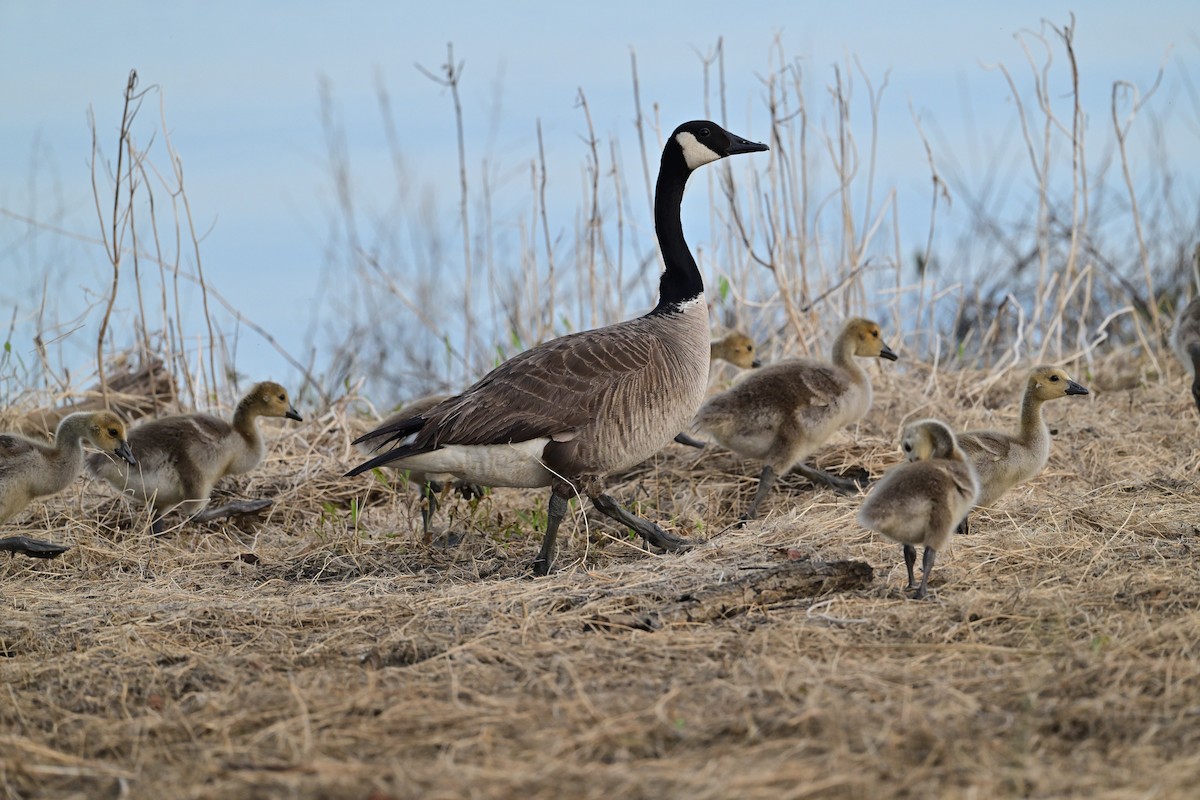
[1171,244,1200,412]
[349,120,768,574]
[0,410,135,557]
[360,393,483,544]
[859,419,977,600]
[87,381,302,533]
[916,365,1087,534]
[673,330,764,448]
[694,317,897,521]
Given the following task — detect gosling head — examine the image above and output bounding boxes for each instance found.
[712,331,762,369]
[1028,366,1089,401]
[670,120,769,172]
[82,411,137,466]
[845,318,898,361]
[900,418,959,463]
[245,382,303,422]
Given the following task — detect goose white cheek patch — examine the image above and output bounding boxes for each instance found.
[675,132,721,170]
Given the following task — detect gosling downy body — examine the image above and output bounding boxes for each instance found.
[695,318,897,521]
[859,419,978,600]
[929,366,1087,534]
[673,330,764,448]
[88,381,301,532]
[0,410,135,557]
[349,120,769,575]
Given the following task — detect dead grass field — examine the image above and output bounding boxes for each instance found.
[3,360,1199,800]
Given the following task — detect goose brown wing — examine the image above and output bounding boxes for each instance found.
[418,323,657,449]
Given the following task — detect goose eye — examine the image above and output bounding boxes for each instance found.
[700,127,711,137]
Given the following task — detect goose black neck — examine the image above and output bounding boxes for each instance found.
[651,150,703,314]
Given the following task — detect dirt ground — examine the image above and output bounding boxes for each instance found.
[2,360,1199,799]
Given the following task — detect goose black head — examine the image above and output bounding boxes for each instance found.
[670,120,769,172]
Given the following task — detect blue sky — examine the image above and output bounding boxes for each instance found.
[1,1,1196,396]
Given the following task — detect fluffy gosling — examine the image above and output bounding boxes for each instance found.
[859,419,978,600]
[695,317,897,521]
[87,381,301,533]
[1,410,135,557]
[918,365,1087,534]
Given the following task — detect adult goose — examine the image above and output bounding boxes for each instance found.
[349,120,768,574]
[1,410,136,557]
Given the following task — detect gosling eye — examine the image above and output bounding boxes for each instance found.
[278,394,286,401]
[107,428,119,438]
[902,442,912,453]
[1049,375,1060,382]
[872,330,879,338]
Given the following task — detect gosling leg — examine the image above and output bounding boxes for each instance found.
[955,514,971,536]
[902,544,917,590]
[793,462,863,495]
[673,432,707,449]
[739,465,779,524]
[913,546,937,600]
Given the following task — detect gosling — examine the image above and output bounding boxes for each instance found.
[1,410,136,557]
[695,317,897,521]
[917,365,1087,534]
[859,419,978,600]
[87,381,301,533]
[710,330,762,370]
[674,330,764,448]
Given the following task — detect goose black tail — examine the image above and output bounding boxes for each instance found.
[351,414,425,450]
[344,442,429,477]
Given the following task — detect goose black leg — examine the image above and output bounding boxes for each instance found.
[589,493,690,553]
[0,535,70,559]
[792,463,863,495]
[673,432,707,449]
[420,481,439,545]
[739,465,778,525]
[902,544,917,591]
[913,546,937,600]
[532,488,570,576]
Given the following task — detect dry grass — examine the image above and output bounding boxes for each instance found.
[2,357,1198,799]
